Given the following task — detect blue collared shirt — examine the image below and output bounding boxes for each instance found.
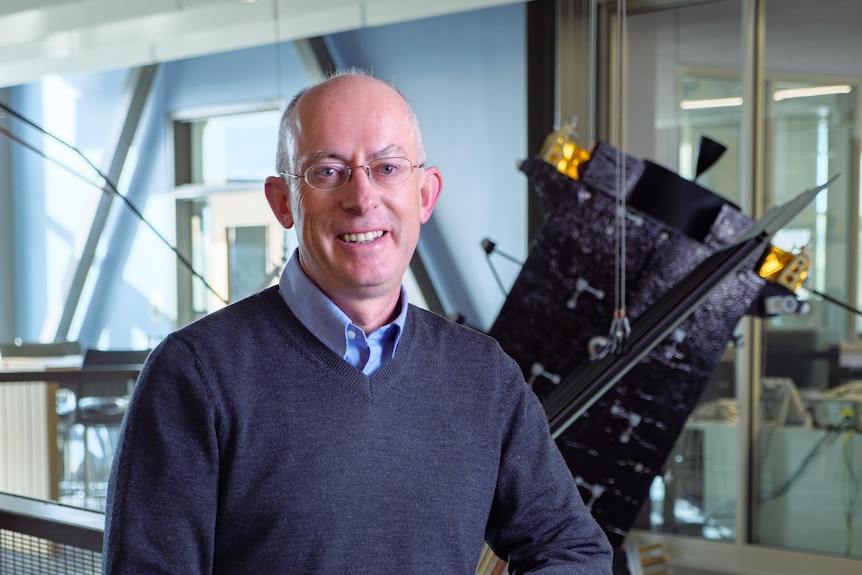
[278,250,407,375]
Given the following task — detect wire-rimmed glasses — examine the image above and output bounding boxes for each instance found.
[280,156,423,191]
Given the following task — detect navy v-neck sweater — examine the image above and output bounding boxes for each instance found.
[103,287,611,574]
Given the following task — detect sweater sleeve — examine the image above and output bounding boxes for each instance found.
[483,351,613,575]
[102,334,221,575]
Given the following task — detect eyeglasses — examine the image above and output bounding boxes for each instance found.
[281,156,423,191]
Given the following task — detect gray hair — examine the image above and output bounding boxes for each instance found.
[275,68,426,176]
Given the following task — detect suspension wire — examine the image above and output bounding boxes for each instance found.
[610,0,631,352]
[0,101,229,305]
[273,0,283,108]
[270,0,292,274]
[811,288,862,316]
[615,0,626,315]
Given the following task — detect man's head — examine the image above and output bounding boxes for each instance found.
[275,70,427,177]
[264,71,442,328]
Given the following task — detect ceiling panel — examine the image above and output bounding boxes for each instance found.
[0,0,79,19]
[0,0,528,88]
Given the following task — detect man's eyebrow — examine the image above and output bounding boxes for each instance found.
[372,144,408,159]
[302,151,346,164]
[303,145,408,164]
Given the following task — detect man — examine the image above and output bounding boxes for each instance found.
[103,70,612,574]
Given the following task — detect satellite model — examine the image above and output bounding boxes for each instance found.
[486,128,826,549]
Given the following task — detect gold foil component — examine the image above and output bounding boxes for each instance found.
[539,124,591,179]
[759,245,811,291]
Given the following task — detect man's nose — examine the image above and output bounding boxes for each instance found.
[342,166,378,211]
[350,165,373,183]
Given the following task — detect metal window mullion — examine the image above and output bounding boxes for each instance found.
[53,65,157,343]
[737,0,767,549]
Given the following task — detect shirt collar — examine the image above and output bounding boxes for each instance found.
[278,249,408,362]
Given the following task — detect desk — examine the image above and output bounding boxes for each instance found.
[0,365,142,504]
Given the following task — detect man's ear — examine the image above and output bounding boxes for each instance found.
[265,176,295,229]
[418,166,442,224]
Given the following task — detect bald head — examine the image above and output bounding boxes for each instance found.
[276,71,426,177]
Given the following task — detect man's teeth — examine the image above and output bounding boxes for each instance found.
[341,231,384,243]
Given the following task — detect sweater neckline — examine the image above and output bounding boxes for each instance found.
[268,287,414,399]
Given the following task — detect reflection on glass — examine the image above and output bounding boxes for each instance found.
[626,0,745,543]
[629,0,862,559]
[631,70,746,540]
[678,75,742,204]
[640,365,740,542]
[753,75,861,557]
[755,424,861,556]
[649,398,738,540]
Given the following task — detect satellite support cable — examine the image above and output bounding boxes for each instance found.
[609,0,631,353]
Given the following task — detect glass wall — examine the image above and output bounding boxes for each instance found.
[0,70,139,345]
[621,0,862,563]
[755,0,860,557]
[624,0,747,544]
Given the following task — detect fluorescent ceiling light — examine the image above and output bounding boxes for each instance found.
[680,97,743,110]
[681,84,853,110]
[773,84,852,101]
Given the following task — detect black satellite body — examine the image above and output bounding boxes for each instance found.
[487,141,797,548]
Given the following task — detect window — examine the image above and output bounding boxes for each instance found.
[172,106,289,323]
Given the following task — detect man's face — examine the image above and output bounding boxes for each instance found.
[268,75,441,312]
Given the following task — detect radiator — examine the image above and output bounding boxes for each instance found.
[0,382,57,501]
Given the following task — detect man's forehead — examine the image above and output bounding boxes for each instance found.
[293,112,416,161]
[289,75,418,161]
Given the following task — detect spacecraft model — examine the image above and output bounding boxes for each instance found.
[487,131,830,548]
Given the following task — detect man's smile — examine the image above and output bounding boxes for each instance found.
[339,230,386,243]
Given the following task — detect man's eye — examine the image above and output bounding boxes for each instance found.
[310,165,345,179]
[373,163,399,177]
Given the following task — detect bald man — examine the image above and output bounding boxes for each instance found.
[103,71,612,575]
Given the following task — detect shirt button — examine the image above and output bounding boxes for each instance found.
[347,330,357,340]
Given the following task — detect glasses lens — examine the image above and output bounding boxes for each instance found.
[302,157,415,190]
[305,163,350,190]
[368,157,413,185]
